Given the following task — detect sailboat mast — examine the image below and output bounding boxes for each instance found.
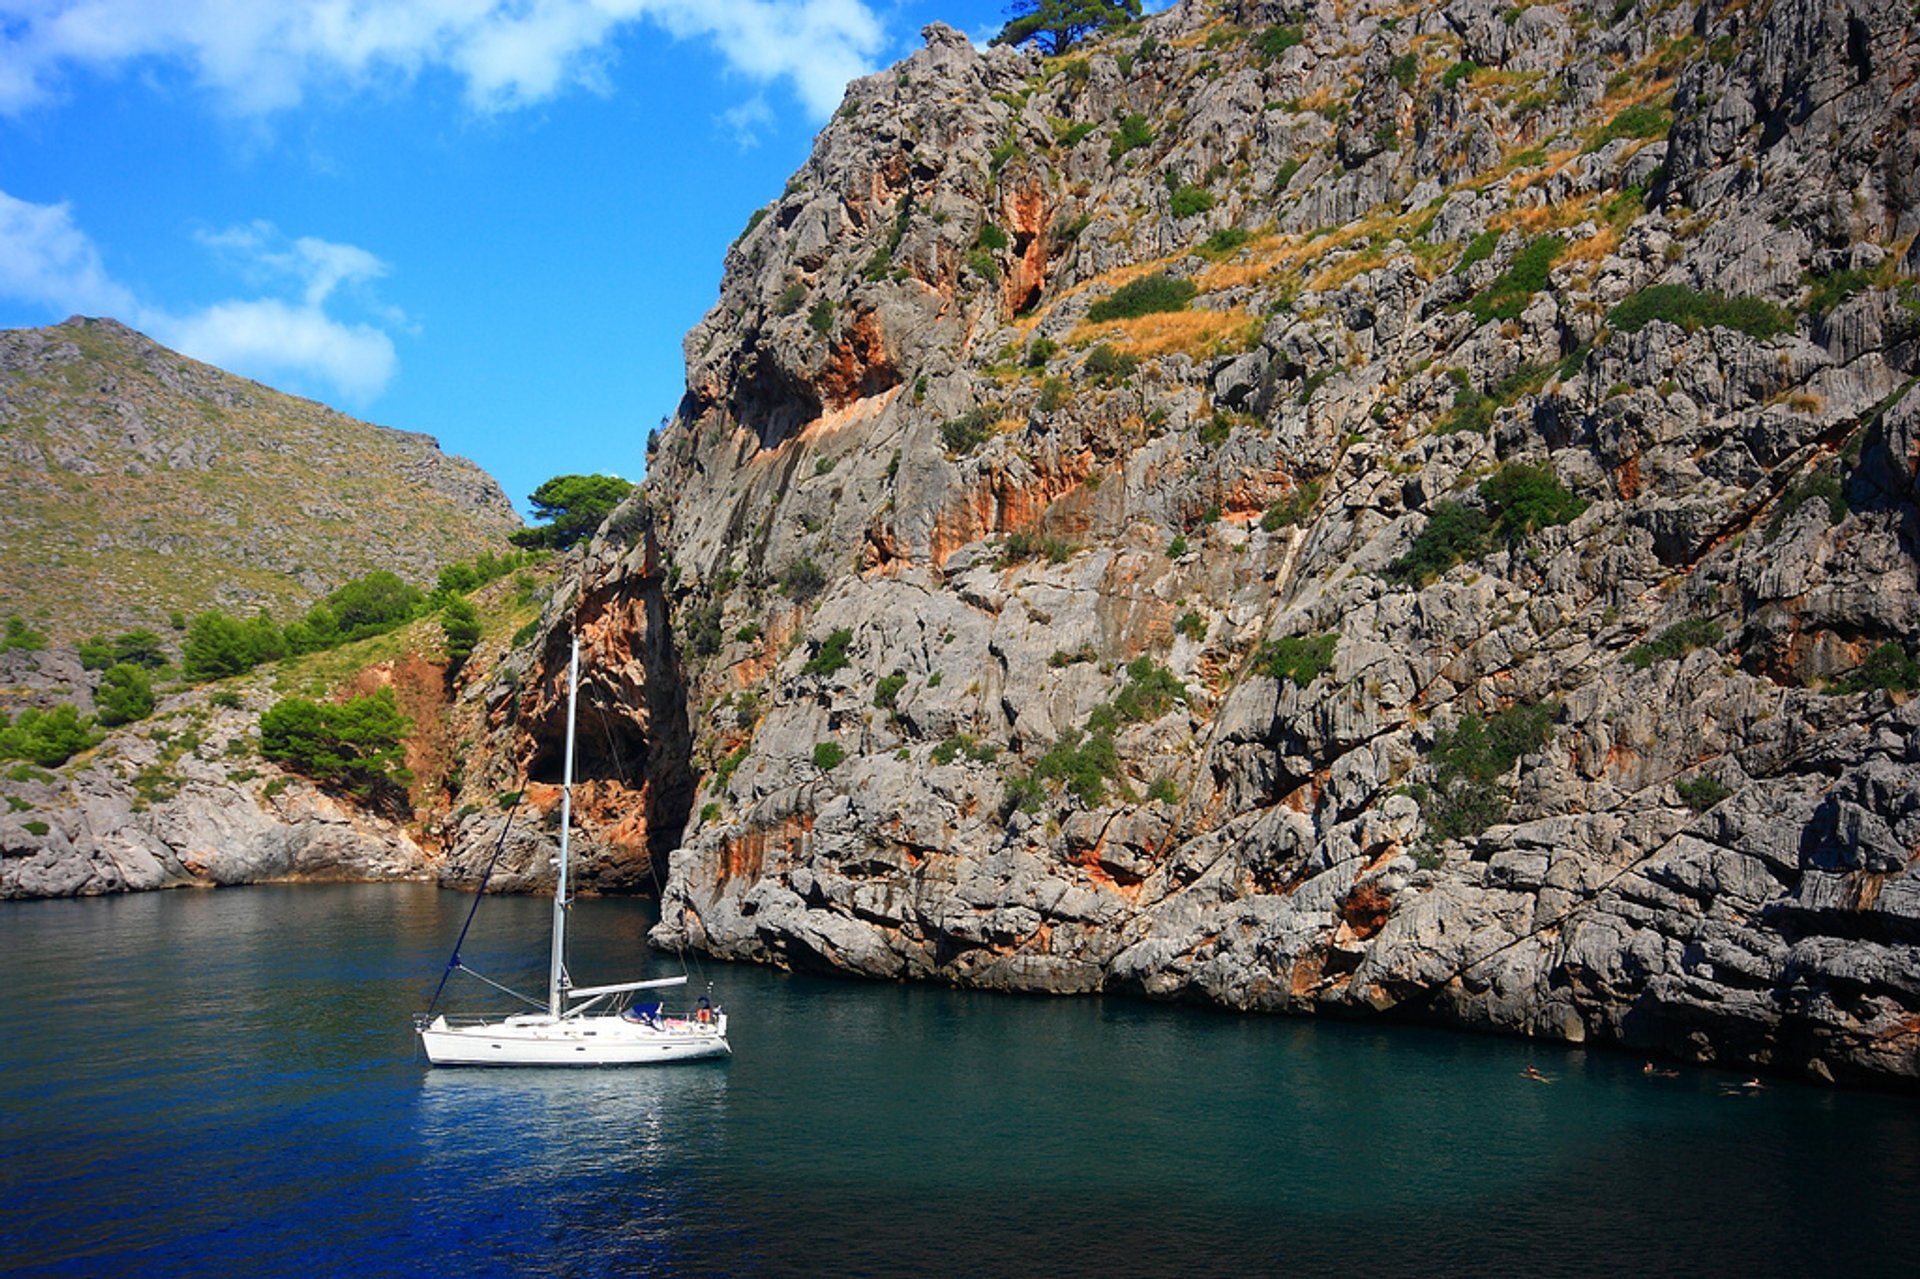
[547,633,580,1019]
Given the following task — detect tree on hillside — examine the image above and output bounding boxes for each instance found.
[259,688,413,808]
[95,662,156,726]
[78,629,170,671]
[178,610,287,680]
[440,596,482,667]
[322,571,424,640]
[510,475,635,551]
[991,0,1141,56]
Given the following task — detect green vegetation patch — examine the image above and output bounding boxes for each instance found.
[1258,632,1338,687]
[258,687,412,803]
[1110,113,1153,161]
[1466,234,1566,323]
[801,627,855,677]
[1675,774,1732,812]
[1624,616,1723,669]
[1387,462,1586,585]
[1829,643,1920,695]
[1606,284,1794,340]
[941,407,995,454]
[1583,102,1670,153]
[0,705,101,767]
[1086,272,1196,322]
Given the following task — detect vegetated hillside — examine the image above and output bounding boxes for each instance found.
[455,0,1920,1085]
[0,555,570,899]
[0,316,521,641]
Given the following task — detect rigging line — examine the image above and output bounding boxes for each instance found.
[423,785,529,1019]
[451,962,547,1009]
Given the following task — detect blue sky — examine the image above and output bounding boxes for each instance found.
[0,0,1077,518]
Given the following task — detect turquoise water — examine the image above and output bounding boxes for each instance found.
[2,884,1914,1277]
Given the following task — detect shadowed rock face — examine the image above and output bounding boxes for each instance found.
[559,0,1920,1086]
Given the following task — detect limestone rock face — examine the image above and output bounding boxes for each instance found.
[566,0,1920,1085]
[0,681,432,898]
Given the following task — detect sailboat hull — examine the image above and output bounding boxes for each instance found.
[419,1012,730,1067]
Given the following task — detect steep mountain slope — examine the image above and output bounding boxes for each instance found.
[0,316,520,641]
[506,0,1919,1086]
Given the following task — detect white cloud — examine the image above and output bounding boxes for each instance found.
[0,188,140,317]
[718,94,773,149]
[0,188,400,403]
[0,0,887,119]
[157,298,397,402]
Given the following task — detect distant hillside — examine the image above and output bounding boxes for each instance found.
[0,316,521,640]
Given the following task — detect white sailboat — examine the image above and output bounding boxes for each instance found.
[418,633,730,1066]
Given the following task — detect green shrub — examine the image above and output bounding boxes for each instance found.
[22,820,49,837]
[440,597,482,665]
[1387,501,1492,585]
[1830,643,1920,695]
[1087,272,1196,322]
[258,688,412,802]
[1606,284,1793,340]
[807,297,835,336]
[1166,534,1188,557]
[1057,121,1097,147]
[1083,343,1139,383]
[811,741,846,770]
[1147,775,1180,804]
[780,558,829,602]
[1583,102,1670,153]
[874,673,908,710]
[1387,463,1583,583]
[1766,467,1848,541]
[1424,777,1507,841]
[94,663,155,727]
[978,222,1010,251]
[1255,24,1304,60]
[1038,376,1071,412]
[1110,113,1153,160]
[941,408,994,454]
[1031,728,1121,806]
[1454,229,1500,275]
[1624,617,1723,669]
[1442,60,1477,88]
[776,281,807,315]
[1482,462,1589,539]
[1439,372,1494,435]
[1261,481,1321,532]
[1110,657,1185,723]
[1675,774,1732,812]
[0,704,101,767]
[1175,611,1208,643]
[1418,701,1558,838]
[1389,52,1419,88]
[801,628,855,677]
[2,616,46,651]
[1466,234,1566,322]
[1197,414,1232,448]
[698,802,722,825]
[78,629,169,671]
[1258,633,1338,686]
[1027,337,1059,366]
[1199,227,1252,259]
[1169,185,1215,218]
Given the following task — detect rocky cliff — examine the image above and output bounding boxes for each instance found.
[0,316,520,642]
[509,0,1920,1087]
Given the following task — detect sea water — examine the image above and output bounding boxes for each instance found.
[2,884,1914,1277]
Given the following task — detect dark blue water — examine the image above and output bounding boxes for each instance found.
[2,885,1914,1277]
